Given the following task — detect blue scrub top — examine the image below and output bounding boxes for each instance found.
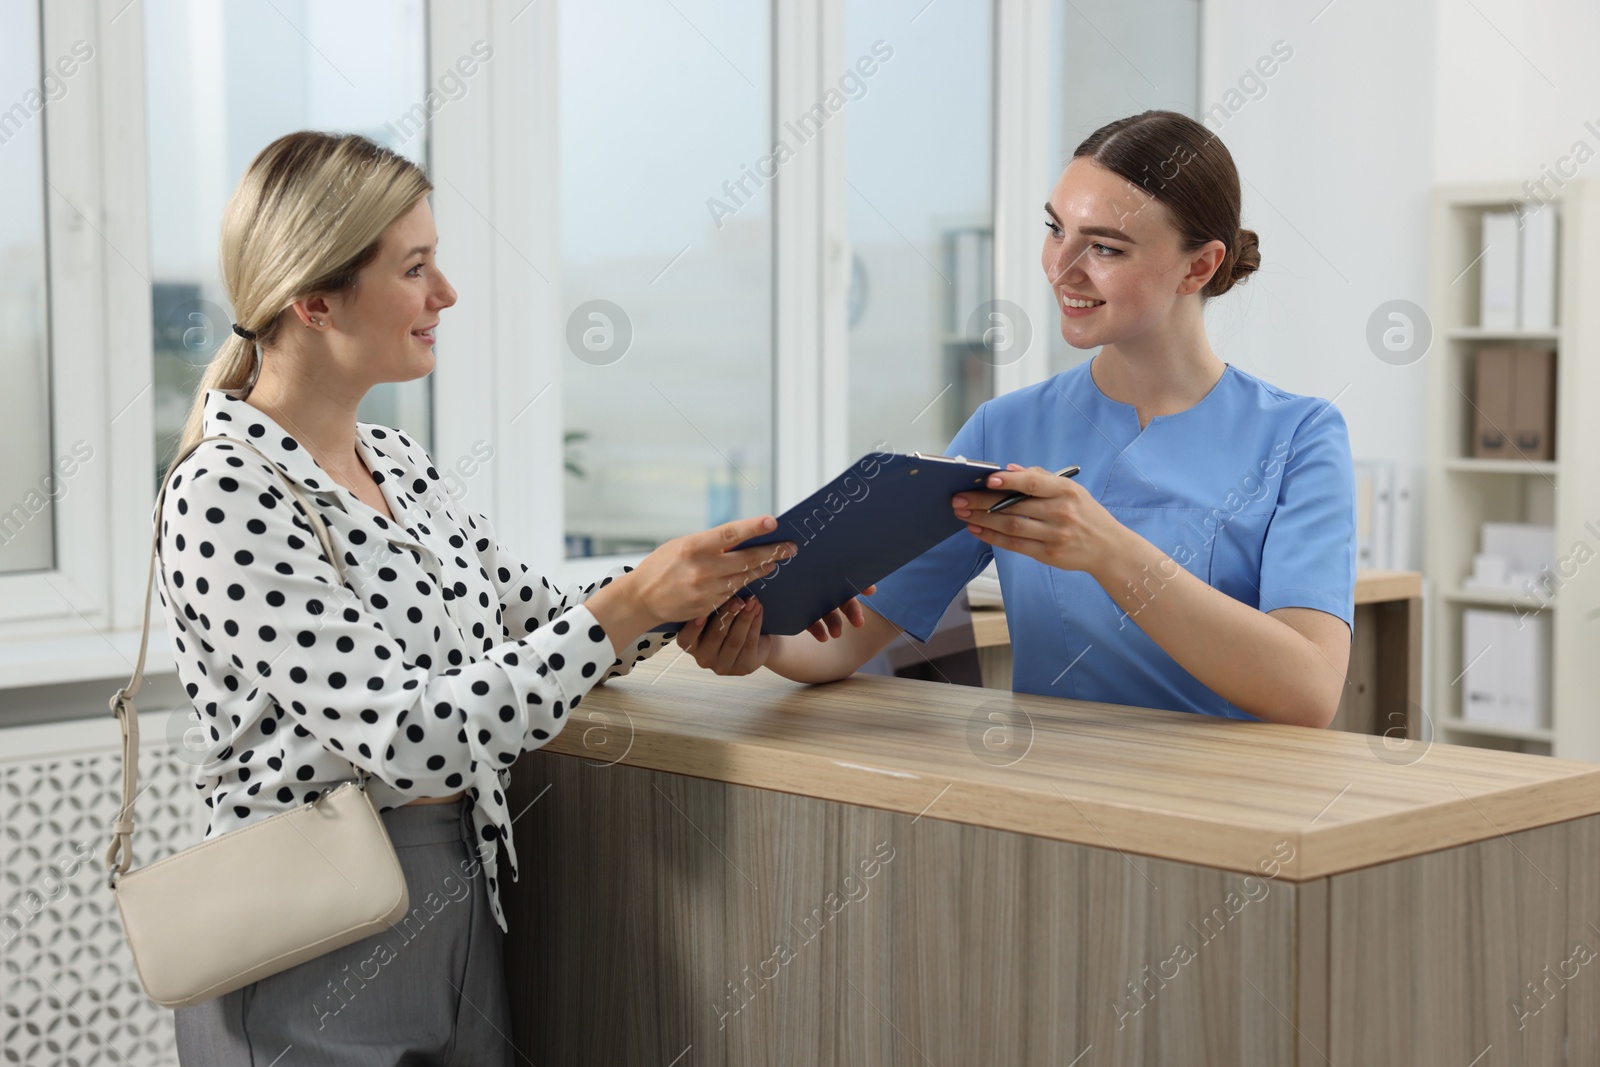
[859,360,1356,721]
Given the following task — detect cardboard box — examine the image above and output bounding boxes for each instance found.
[1511,347,1555,460]
[1471,347,1556,461]
[1472,347,1513,458]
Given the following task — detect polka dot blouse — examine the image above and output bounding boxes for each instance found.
[154,388,677,932]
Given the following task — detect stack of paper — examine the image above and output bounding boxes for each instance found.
[1463,522,1556,595]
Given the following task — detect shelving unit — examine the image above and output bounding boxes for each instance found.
[1441,458,1559,475]
[1425,180,1600,760]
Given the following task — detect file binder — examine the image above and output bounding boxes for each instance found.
[1479,210,1520,331]
[1518,203,1559,332]
[657,451,1005,636]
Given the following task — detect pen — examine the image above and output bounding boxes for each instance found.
[985,465,1081,514]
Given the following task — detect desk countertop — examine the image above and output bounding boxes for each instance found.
[553,650,1599,881]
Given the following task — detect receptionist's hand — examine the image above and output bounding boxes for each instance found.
[803,583,876,642]
[950,464,1132,577]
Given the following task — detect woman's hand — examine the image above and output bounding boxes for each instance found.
[675,595,771,675]
[587,517,794,655]
[675,584,879,677]
[631,516,796,625]
[951,464,1133,578]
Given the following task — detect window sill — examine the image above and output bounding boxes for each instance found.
[3,551,649,692]
[0,623,175,692]
[552,551,647,587]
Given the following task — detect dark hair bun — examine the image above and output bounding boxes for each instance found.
[1073,111,1258,300]
[1211,227,1260,296]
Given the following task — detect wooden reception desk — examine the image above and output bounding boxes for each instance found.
[503,653,1600,1066]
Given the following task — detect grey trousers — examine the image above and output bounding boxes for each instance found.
[173,797,513,1066]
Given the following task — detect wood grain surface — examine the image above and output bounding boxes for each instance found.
[549,649,1600,883]
[504,751,1600,1065]
[505,754,1301,1066]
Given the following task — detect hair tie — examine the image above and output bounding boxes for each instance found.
[232,323,257,342]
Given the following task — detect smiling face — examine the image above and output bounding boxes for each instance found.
[1040,156,1225,352]
[312,197,457,387]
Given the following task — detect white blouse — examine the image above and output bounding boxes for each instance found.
[155,387,676,931]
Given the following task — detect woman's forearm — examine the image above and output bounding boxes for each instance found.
[763,606,901,684]
[764,631,870,684]
[585,574,660,660]
[1090,530,1348,727]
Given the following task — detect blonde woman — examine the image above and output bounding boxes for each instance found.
[160,132,857,1062]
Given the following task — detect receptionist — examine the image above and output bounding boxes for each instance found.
[674,109,1356,728]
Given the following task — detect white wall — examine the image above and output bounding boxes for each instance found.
[1198,0,1436,474]
[1432,0,1600,185]
[1199,0,1600,569]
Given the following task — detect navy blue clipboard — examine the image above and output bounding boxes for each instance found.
[653,451,1002,637]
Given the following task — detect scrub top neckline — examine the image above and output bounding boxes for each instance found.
[1085,358,1235,429]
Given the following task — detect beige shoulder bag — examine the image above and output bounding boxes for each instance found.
[104,433,409,1009]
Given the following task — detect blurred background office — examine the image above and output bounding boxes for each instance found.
[2,0,1597,1063]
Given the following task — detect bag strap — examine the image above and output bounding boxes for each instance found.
[104,433,358,886]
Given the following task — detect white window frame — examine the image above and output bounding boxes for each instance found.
[426,1,566,572]
[0,0,157,685]
[993,0,1055,396]
[525,0,1057,583]
[0,0,1067,689]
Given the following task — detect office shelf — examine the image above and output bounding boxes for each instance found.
[1443,587,1555,612]
[1440,716,1555,744]
[1446,327,1561,343]
[1425,180,1600,760]
[1441,458,1559,475]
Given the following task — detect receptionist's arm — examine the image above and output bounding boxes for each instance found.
[953,464,1350,729]
[761,601,901,683]
[681,468,1351,726]
[744,569,1346,728]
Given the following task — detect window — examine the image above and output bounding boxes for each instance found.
[1045,0,1201,377]
[0,0,57,576]
[144,0,433,490]
[844,0,996,460]
[558,0,773,558]
[0,0,1201,672]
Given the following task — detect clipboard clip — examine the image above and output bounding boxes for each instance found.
[907,451,1002,470]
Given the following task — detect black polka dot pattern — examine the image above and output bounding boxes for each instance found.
[153,389,678,932]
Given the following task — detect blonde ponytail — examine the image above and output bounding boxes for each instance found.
[168,333,257,473]
[163,131,431,485]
